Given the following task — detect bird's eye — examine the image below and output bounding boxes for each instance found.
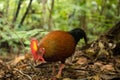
[40,48,45,52]
[39,47,45,55]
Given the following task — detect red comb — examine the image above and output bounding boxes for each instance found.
[30,38,38,60]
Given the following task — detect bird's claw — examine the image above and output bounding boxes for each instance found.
[55,73,61,78]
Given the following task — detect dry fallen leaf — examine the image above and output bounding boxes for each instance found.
[85,48,95,57]
[99,41,104,49]
[0,59,3,63]
[76,57,88,65]
[94,61,103,67]
[101,64,115,71]
[24,53,32,59]
[62,78,72,80]
[10,53,32,65]
[10,55,25,65]
[92,74,101,80]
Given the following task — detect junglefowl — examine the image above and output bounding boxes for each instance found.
[30,28,87,78]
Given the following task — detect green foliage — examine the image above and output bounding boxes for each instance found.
[0,0,120,54]
[0,22,48,54]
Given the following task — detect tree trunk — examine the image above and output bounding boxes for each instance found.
[79,0,87,31]
[83,21,120,59]
[18,0,33,28]
[105,21,120,42]
[42,0,47,29]
[12,0,23,23]
[48,0,54,30]
[5,0,9,18]
[117,0,120,16]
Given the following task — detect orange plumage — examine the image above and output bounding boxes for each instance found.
[30,28,87,78]
[39,31,76,63]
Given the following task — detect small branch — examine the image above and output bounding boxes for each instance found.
[12,0,23,23]
[5,0,9,18]
[11,29,25,52]
[48,0,54,30]
[14,68,32,80]
[42,0,47,29]
[106,21,120,36]
[18,0,33,28]
[117,0,120,16]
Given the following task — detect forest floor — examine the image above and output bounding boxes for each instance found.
[0,50,120,80]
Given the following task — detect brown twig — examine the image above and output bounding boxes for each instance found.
[18,0,33,28]
[14,68,32,80]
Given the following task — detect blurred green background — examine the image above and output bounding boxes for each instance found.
[0,0,120,55]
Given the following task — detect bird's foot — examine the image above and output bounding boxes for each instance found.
[52,77,57,80]
[55,64,65,78]
[55,73,61,78]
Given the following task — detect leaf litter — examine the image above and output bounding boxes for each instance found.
[0,38,120,80]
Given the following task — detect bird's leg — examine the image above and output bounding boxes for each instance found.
[52,63,56,75]
[56,64,65,78]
